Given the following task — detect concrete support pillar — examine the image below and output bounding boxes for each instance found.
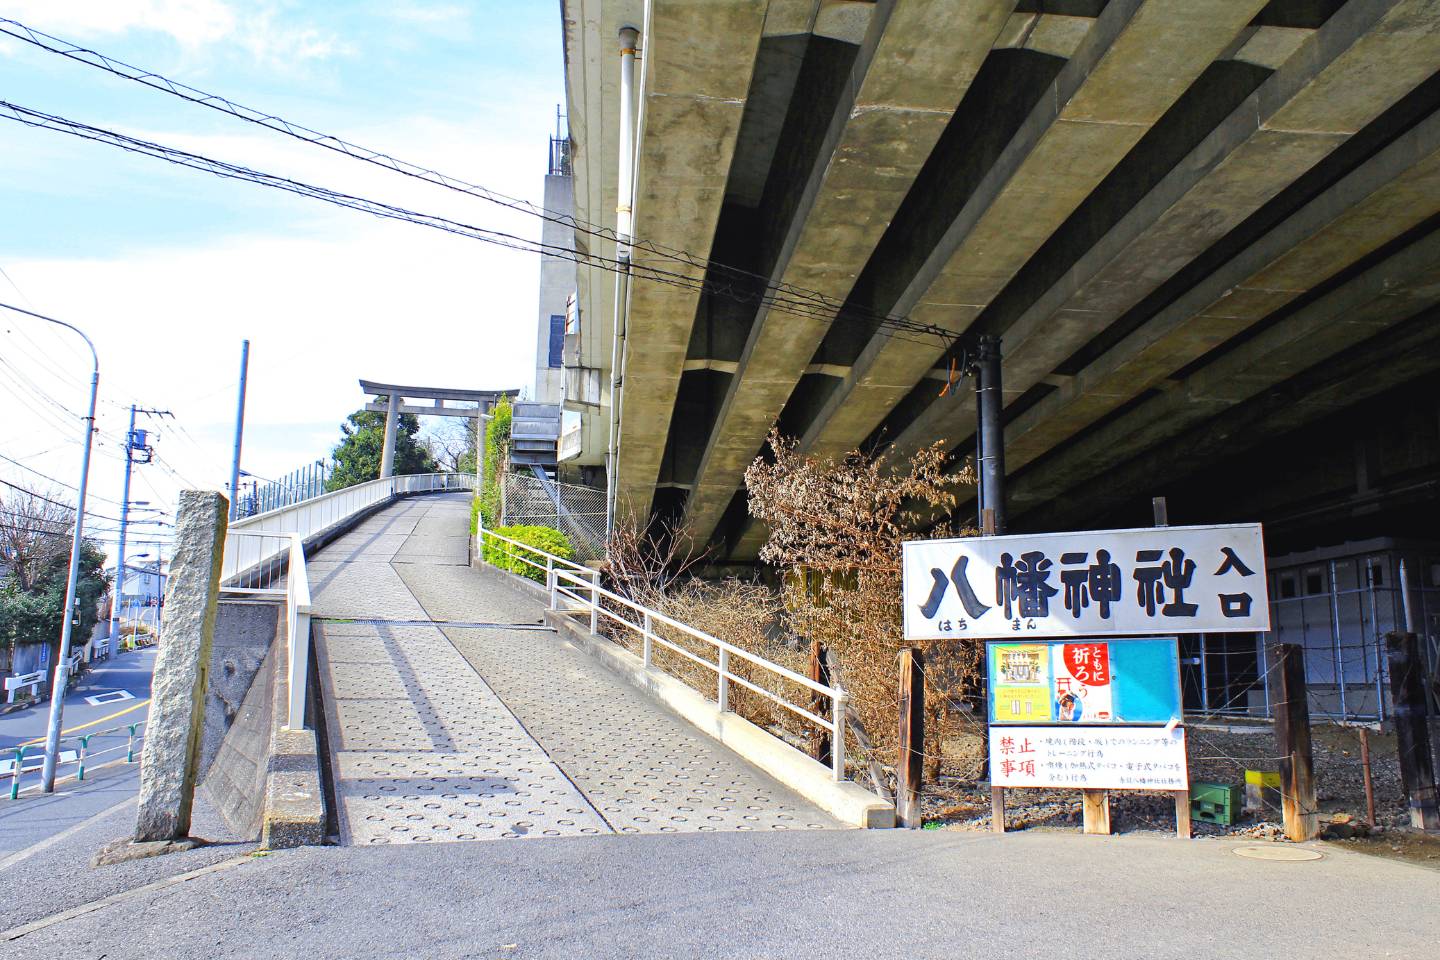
[134,491,227,843]
[379,394,401,480]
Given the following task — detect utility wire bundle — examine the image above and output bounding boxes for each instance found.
[0,16,954,349]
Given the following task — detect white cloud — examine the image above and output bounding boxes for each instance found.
[388,4,471,27]
[4,1,345,65]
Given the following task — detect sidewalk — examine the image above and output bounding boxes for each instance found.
[4,827,1436,959]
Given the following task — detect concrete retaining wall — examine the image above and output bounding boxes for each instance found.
[197,600,325,847]
[198,618,277,838]
[200,600,279,778]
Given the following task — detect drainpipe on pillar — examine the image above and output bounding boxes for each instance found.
[605,24,640,549]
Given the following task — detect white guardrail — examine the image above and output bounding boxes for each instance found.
[476,523,850,781]
[222,472,474,728]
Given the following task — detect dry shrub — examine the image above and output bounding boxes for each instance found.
[661,578,813,742]
[598,517,816,743]
[746,429,985,789]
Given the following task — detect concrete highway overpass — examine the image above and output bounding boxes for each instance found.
[560,0,1440,562]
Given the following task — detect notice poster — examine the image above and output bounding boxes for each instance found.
[987,638,1181,726]
[991,644,1054,723]
[1052,642,1112,723]
[989,726,1189,791]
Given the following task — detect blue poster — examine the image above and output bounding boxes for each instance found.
[988,637,1181,726]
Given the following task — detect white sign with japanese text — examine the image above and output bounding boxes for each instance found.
[902,523,1269,641]
[989,726,1189,790]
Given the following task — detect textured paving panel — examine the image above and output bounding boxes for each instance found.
[308,493,839,847]
[392,561,548,627]
[446,627,837,835]
[307,560,427,619]
[315,621,607,845]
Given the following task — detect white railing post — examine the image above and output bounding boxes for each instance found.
[589,570,600,635]
[832,691,848,782]
[546,556,556,611]
[289,611,311,729]
[642,611,652,669]
[717,648,730,713]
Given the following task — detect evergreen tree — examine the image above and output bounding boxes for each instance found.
[326,396,437,491]
[0,539,110,655]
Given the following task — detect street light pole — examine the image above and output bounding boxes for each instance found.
[228,339,250,521]
[0,302,103,794]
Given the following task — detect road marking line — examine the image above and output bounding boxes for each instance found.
[83,690,136,707]
[0,794,137,874]
[19,699,150,746]
[0,855,252,942]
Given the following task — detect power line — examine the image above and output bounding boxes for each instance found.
[0,475,126,523]
[0,450,127,505]
[0,15,824,298]
[0,97,953,348]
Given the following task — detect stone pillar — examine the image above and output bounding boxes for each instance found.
[379,394,401,479]
[134,491,227,843]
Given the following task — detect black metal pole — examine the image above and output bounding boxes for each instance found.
[975,334,1006,534]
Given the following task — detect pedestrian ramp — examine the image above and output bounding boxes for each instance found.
[307,494,840,846]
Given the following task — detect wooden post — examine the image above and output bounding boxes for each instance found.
[1082,789,1111,835]
[1358,727,1377,828]
[1273,643,1319,842]
[897,647,925,828]
[809,639,831,767]
[1173,790,1191,839]
[1386,632,1439,830]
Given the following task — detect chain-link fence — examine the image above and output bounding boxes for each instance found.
[502,473,605,560]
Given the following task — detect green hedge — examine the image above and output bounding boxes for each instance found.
[481,524,573,583]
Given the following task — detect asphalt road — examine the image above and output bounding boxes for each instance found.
[0,647,155,858]
[2,825,1436,959]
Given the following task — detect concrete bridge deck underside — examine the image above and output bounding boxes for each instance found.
[308,493,836,846]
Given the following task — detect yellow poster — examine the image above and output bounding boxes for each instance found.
[990,644,1055,723]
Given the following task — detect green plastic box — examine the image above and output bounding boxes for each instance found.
[1190,781,1243,826]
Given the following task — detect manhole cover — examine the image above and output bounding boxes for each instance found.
[1233,845,1323,862]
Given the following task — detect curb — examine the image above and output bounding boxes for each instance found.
[258,618,325,849]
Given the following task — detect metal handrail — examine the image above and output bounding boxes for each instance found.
[286,533,312,728]
[224,472,475,584]
[476,525,595,576]
[476,521,848,781]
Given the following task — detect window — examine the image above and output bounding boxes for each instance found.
[547,314,564,368]
[1279,574,1297,600]
[1303,568,1325,596]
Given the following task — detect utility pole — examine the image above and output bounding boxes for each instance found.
[974,334,1006,535]
[228,340,250,521]
[109,405,170,657]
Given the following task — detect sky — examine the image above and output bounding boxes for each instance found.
[0,1,565,564]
